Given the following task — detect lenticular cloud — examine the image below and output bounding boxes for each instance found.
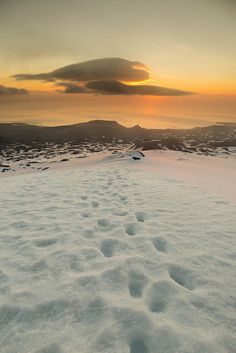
[13,57,193,96]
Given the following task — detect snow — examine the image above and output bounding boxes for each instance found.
[0,152,235,353]
[133,151,236,203]
[2,150,235,202]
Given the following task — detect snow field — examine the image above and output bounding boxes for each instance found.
[0,162,235,353]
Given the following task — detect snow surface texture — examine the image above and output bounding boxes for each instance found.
[1,150,236,202]
[0,156,236,353]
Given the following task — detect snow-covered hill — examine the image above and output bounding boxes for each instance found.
[0,153,235,353]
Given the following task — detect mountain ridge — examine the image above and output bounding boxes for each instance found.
[0,120,235,148]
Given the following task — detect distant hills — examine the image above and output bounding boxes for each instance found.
[0,120,235,155]
[0,120,235,145]
[0,120,141,143]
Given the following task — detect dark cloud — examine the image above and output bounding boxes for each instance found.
[0,85,28,95]
[13,57,193,96]
[59,80,192,96]
[13,58,149,83]
[58,80,193,96]
[56,82,89,94]
[86,80,192,96]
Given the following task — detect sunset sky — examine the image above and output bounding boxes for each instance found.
[0,0,235,128]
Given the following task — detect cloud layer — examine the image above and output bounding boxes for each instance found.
[86,80,191,96]
[0,85,28,95]
[14,58,149,83]
[13,57,193,96]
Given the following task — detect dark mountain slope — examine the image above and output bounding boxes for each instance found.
[0,120,147,143]
[0,120,235,147]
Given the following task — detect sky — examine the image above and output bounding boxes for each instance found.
[0,0,235,128]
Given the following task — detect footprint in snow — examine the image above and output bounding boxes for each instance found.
[146,281,177,314]
[81,211,91,218]
[130,339,149,353]
[97,218,110,228]
[34,238,57,247]
[128,271,148,298]
[153,237,168,252]
[120,195,128,202]
[135,212,146,222]
[168,264,197,290]
[100,239,118,258]
[125,223,139,236]
[91,200,99,208]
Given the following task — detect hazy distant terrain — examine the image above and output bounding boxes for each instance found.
[0,119,235,148]
[0,120,235,174]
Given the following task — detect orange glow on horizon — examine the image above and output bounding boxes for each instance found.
[0,90,235,130]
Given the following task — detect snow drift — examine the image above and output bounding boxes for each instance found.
[0,153,235,353]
